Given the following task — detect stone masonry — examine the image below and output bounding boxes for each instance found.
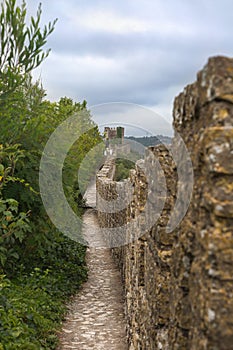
[96,56,233,350]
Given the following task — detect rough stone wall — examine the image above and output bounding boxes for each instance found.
[123,146,177,350]
[96,56,233,350]
[96,158,130,249]
[171,56,233,350]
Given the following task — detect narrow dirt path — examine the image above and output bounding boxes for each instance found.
[57,183,127,350]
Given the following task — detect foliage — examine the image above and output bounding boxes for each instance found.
[0,0,102,348]
[0,0,57,98]
[0,236,87,349]
[0,144,32,269]
[114,158,135,181]
[64,126,105,208]
[0,141,88,347]
[0,91,102,265]
[0,93,93,347]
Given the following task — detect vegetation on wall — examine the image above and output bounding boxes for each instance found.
[0,0,102,348]
[114,158,135,181]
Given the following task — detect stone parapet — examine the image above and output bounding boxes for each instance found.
[96,56,233,350]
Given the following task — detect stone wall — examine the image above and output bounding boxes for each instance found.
[96,158,130,249]
[96,56,233,350]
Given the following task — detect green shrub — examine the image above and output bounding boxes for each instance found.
[0,235,87,349]
[114,158,135,181]
[0,1,97,348]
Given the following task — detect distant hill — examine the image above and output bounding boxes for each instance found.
[125,135,172,147]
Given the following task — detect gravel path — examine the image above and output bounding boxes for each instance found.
[57,186,127,349]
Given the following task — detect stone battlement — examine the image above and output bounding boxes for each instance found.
[96,56,233,350]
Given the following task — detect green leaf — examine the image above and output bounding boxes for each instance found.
[10,251,19,259]
[0,0,57,96]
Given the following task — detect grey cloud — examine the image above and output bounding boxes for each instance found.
[31,0,233,135]
[40,60,192,110]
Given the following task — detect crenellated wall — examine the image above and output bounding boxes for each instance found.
[96,56,233,350]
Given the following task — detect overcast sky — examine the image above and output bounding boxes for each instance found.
[30,0,233,136]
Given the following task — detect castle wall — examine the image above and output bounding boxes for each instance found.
[96,56,233,350]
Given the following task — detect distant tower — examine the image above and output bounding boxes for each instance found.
[104,126,124,143]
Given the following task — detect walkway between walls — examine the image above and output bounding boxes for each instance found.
[57,183,127,350]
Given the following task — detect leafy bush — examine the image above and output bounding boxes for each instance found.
[114,158,135,181]
[0,237,87,349]
[0,1,99,348]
